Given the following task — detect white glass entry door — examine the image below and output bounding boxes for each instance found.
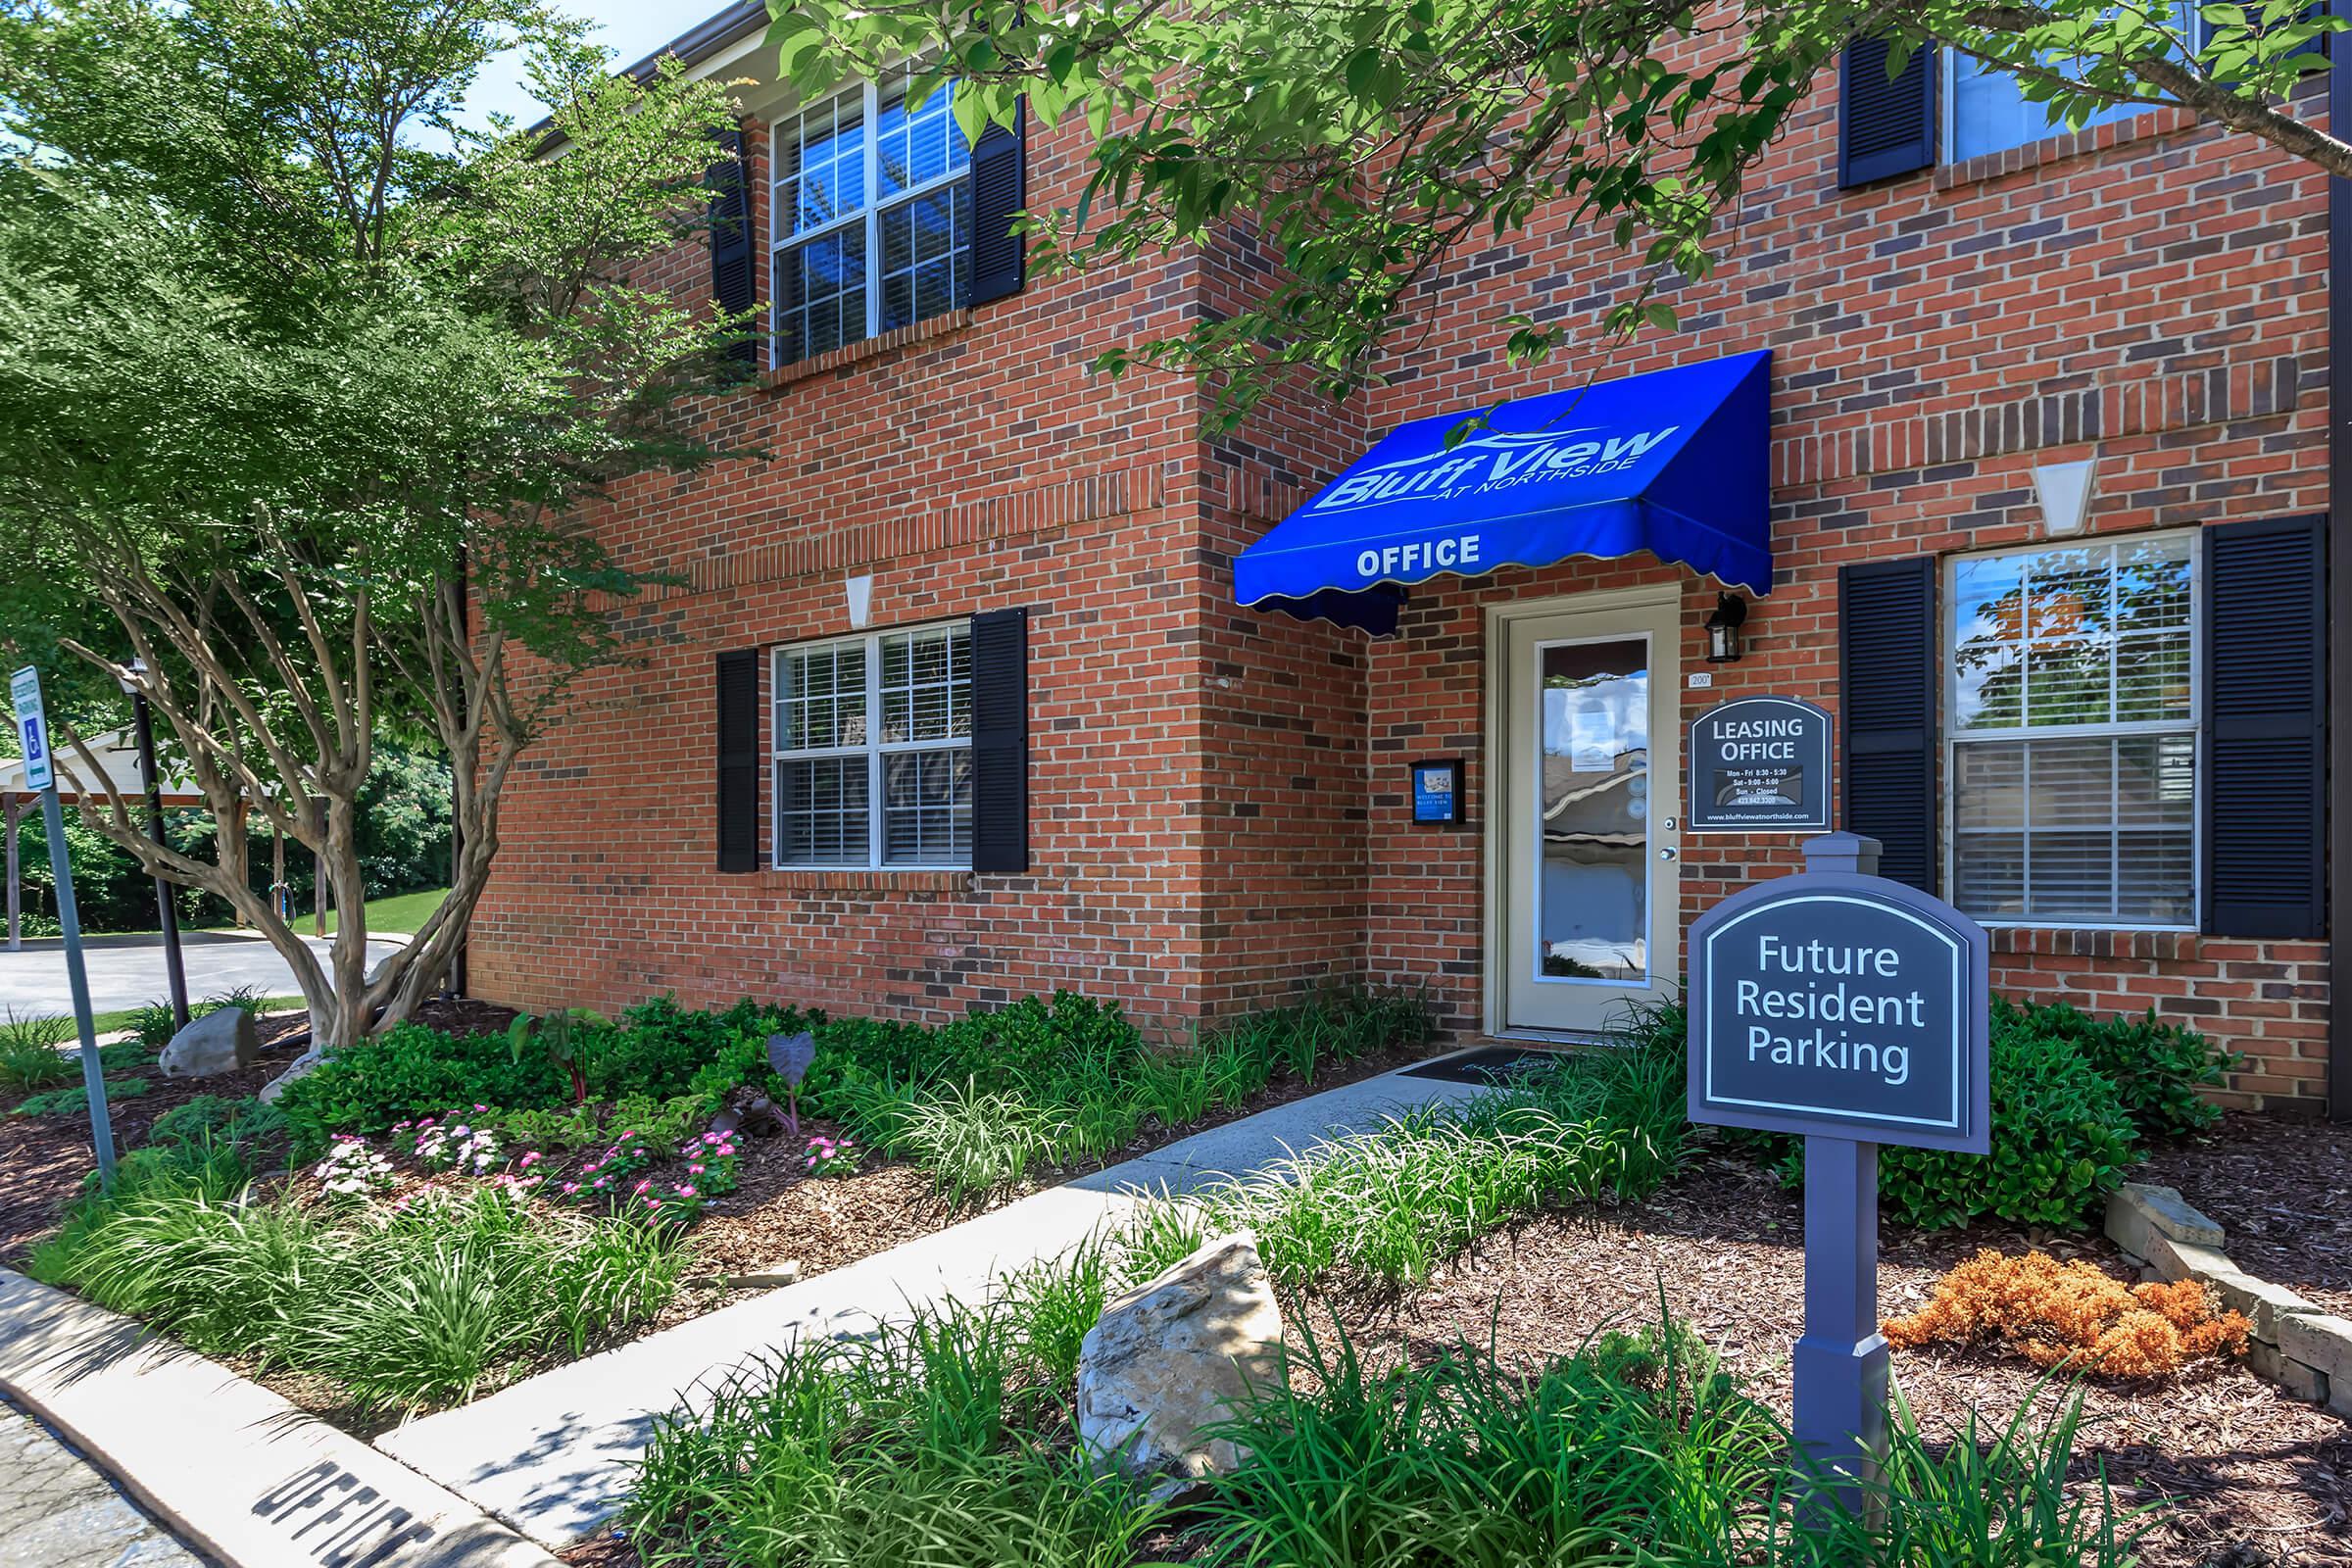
[1497,597,1683,1034]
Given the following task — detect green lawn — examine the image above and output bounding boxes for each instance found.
[323,885,448,936]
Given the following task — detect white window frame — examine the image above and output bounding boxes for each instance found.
[771,621,973,871]
[1940,529,2202,931]
[1938,8,2196,165]
[767,74,971,368]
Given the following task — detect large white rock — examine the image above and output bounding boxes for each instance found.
[158,1006,259,1079]
[1077,1231,1283,1484]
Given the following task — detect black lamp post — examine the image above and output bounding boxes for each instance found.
[124,662,189,1031]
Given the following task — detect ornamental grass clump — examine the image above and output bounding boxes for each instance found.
[1884,1250,2250,1378]
[624,1239,1152,1568]
[31,1148,688,1414]
[1123,1039,1688,1294]
[0,1008,76,1091]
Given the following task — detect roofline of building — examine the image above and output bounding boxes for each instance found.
[614,2,769,84]
[523,1,767,146]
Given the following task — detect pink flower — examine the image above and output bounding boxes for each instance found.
[562,1182,580,1195]
[632,1179,651,1196]
[677,1185,698,1199]
[619,1130,636,1140]
[688,1163,705,1175]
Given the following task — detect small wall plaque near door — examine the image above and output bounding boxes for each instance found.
[1686,695,1833,833]
[1410,759,1465,825]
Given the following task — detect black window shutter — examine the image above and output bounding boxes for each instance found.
[2203,515,2326,937]
[970,609,1030,873]
[1838,36,1936,187]
[706,127,757,366]
[1840,557,1938,892]
[966,101,1028,307]
[715,649,761,874]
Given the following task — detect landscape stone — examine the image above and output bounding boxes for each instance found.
[2277,1312,2352,1385]
[2138,1229,2236,1288]
[2244,1339,2328,1403]
[1076,1231,1282,1486]
[157,1007,258,1079]
[2201,1268,2319,1343]
[689,1261,801,1290]
[2104,1183,2225,1260]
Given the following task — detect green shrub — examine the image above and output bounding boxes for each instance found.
[13,1078,150,1117]
[97,1041,155,1072]
[585,995,816,1104]
[0,1009,77,1091]
[1995,997,2233,1142]
[1749,1008,2138,1232]
[275,1021,571,1153]
[30,1179,685,1414]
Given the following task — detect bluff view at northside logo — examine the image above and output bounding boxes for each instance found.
[1228,348,1773,625]
[1318,420,1686,584]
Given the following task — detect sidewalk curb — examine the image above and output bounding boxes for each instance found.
[0,1268,561,1568]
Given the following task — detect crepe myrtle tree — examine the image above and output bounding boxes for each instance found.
[0,0,756,1084]
[762,0,2347,426]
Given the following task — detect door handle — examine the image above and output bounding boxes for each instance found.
[1657,848,1678,861]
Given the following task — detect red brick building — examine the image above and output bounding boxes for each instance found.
[467,7,2346,1116]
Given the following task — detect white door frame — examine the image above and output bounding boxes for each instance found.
[1482,583,1685,1039]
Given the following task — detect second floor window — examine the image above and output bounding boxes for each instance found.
[771,67,972,368]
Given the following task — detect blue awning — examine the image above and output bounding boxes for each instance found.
[1235,349,1773,634]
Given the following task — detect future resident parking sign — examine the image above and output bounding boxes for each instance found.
[1688,839,1989,1153]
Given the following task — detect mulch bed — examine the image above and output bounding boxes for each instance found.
[0,1004,320,1259]
[2136,1111,2352,1321]
[1310,1132,2352,1567]
[0,996,1443,1340]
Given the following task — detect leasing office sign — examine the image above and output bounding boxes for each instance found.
[1687,696,1832,833]
[1688,858,1989,1152]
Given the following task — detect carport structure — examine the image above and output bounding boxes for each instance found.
[1,727,203,953]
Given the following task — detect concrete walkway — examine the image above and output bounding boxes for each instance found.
[0,1270,560,1568]
[0,930,404,1017]
[0,1400,211,1567]
[377,1062,1494,1550]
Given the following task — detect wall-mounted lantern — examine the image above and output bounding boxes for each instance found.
[1704,592,1748,664]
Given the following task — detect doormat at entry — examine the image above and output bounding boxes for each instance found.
[1398,1046,1570,1085]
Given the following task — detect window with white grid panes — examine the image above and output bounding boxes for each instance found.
[770,67,972,368]
[773,623,972,868]
[1945,532,2197,928]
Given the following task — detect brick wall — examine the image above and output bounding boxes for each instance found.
[469,49,2334,1109]
[1348,87,2330,1110]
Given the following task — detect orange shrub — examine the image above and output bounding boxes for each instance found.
[1882,1250,2250,1378]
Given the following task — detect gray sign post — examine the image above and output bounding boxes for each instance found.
[10,666,118,1189]
[1686,831,1989,1517]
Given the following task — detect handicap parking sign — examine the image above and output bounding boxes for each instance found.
[10,666,52,792]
